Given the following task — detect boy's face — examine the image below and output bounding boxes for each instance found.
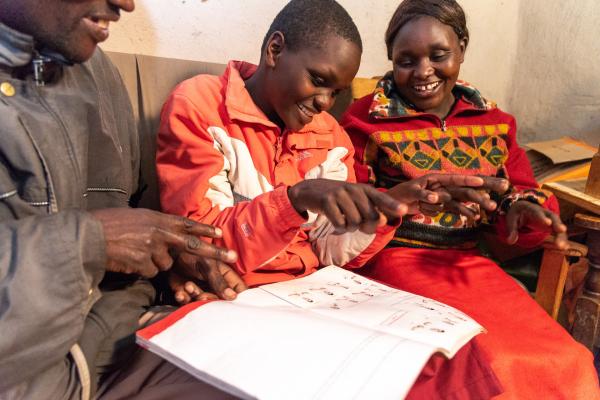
[391,16,466,118]
[265,33,361,131]
[1,0,135,63]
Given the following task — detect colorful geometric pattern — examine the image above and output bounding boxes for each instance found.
[369,124,509,178]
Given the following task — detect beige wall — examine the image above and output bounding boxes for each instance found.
[507,0,600,145]
[102,0,599,145]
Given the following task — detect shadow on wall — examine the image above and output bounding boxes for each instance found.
[507,0,600,145]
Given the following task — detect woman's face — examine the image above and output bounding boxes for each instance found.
[391,16,466,119]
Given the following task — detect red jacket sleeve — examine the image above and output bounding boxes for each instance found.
[156,92,306,275]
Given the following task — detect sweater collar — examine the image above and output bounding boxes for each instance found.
[368,71,496,120]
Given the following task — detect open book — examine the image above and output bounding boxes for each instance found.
[137,266,484,400]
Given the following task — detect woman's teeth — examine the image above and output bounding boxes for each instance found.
[414,81,441,92]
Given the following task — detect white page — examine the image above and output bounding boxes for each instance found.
[140,291,435,400]
[259,266,483,356]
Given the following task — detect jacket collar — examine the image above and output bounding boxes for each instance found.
[0,22,36,68]
[368,71,496,120]
[0,22,72,70]
[223,60,334,139]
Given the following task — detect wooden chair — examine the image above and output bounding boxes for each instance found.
[543,145,600,351]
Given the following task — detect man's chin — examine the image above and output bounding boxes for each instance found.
[58,42,98,64]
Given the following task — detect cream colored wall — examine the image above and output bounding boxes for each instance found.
[507,0,600,145]
[101,0,518,105]
[101,0,599,144]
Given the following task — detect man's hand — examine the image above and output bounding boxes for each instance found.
[90,208,237,278]
[288,179,407,234]
[505,201,568,249]
[386,174,509,216]
[170,254,248,304]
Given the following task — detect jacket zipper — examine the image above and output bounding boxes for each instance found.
[34,84,82,211]
[441,119,447,132]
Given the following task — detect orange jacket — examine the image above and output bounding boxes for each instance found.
[157,61,395,286]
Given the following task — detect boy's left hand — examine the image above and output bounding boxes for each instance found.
[170,253,248,304]
[505,201,568,249]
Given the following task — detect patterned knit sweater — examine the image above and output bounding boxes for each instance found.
[341,73,558,249]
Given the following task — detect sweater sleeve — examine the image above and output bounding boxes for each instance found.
[156,92,306,275]
[491,115,560,247]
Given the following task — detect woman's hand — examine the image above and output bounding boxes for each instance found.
[505,201,568,248]
[386,174,509,216]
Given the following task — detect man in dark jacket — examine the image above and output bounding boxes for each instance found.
[0,1,239,399]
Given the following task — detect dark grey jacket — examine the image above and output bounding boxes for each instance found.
[0,23,154,399]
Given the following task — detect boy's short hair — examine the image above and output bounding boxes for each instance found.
[385,0,469,60]
[261,0,362,54]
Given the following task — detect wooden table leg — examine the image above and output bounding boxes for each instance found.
[572,230,600,355]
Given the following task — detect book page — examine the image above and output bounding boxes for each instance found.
[259,266,483,356]
[138,291,435,400]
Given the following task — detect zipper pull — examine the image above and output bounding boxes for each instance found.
[441,119,447,132]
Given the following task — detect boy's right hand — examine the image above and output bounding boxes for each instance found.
[288,179,407,234]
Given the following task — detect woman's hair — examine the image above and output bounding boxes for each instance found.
[385,0,469,60]
[261,0,362,54]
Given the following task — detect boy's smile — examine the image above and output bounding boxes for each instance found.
[391,16,466,119]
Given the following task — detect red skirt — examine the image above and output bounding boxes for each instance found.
[363,247,600,400]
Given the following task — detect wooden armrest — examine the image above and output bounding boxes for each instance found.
[536,237,588,319]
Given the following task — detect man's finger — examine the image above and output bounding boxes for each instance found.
[154,228,237,263]
[151,250,174,272]
[164,214,224,238]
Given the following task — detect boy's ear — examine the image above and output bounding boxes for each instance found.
[265,31,286,68]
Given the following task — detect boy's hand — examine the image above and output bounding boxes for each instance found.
[288,179,407,234]
[505,201,568,249]
[90,208,237,278]
[170,253,247,304]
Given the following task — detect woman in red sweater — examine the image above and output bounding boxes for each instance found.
[341,0,599,398]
